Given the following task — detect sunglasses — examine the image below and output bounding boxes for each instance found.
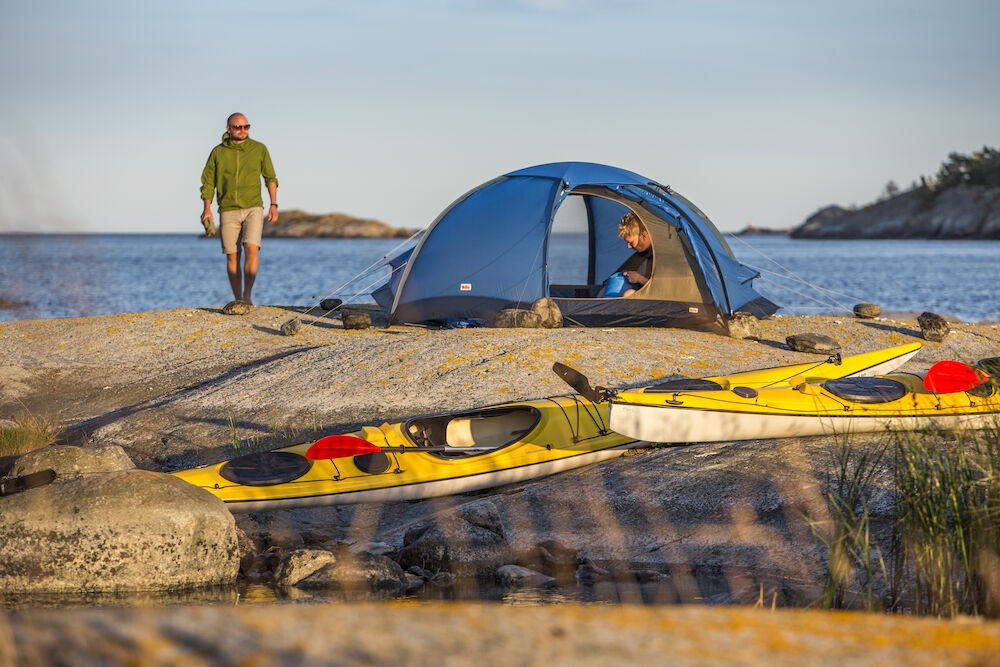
[229,124,250,130]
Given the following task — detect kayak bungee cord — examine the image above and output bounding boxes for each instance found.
[541,394,615,443]
[755,354,844,389]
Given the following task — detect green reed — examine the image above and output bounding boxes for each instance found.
[225,410,319,458]
[812,425,1000,617]
[892,426,1000,617]
[808,437,891,611]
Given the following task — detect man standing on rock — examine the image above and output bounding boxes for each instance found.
[200,112,279,306]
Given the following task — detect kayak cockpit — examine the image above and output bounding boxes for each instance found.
[405,407,540,457]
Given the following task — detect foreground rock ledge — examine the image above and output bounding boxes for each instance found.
[2,603,998,666]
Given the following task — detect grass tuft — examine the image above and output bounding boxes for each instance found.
[809,425,1000,618]
[0,412,59,457]
[893,426,1000,617]
[807,435,890,612]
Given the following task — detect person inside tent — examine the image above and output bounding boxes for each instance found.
[602,212,652,297]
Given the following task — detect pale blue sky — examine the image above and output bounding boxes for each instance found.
[1,0,997,234]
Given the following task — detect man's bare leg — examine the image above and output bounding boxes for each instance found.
[227,249,243,301]
[242,243,260,306]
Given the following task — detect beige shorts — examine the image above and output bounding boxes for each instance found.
[219,208,264,255]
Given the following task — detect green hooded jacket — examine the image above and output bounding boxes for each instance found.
[200,133,278,212]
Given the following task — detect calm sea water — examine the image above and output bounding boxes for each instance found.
[1,233,998,323]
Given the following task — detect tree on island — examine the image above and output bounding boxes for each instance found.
[923,145,1000,192]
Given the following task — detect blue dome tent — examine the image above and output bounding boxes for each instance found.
[381,162,777,329]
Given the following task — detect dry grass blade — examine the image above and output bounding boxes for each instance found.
[0,412,58,457]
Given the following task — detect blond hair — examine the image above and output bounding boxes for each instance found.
[617,212,646,238]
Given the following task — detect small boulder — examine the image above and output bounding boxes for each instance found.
[331,552,408,594]
[495,309,542,328]
[853,303,882,319]
[917,311,950,342]
[10,444,134,478]
[530,298,563,329]
[279,317,302,336]
[222,300,251,315]
[497,564,556,590]
[341,308,372,330]
[786,333,841,354]
[320,298,343,312]
[726,312,761,340]
[273,548,338,589]
[397,500,512,578]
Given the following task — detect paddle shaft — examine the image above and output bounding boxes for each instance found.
[305,433,503,460]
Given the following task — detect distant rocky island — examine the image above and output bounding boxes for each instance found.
[733,224,795,236]
[740,146,1000,240]
[791,184,1000,239]
[262,210,416,239]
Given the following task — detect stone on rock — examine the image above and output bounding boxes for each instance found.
[497,564,556,590]
[512,540,579,580]
[853,303,882,319]
[917,311,950,342]
[397,500,512,578]
[0,462,240,594]
[279,317,302,336]
[530,298,563,329]
[785,333,841,354]
[222,300,251,316]
[319,298,343,312]
[341,308,372,330]
[328,552,408,593]
[274,548,407,594]
[10,444,134,478]
[273,548,338,588]
[726,312,761,340]
[495,309,542,328]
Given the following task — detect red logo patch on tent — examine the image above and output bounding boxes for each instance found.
[460,283,472,292]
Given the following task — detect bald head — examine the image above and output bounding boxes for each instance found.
[226,113,250,143]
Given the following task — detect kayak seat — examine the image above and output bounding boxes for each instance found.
[446,410,538,449]
[645,378,724,393]
[967,358,998,398]
[821,377,907,404]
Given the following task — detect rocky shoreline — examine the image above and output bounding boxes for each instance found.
[792,184,1000,239]
[2,307,1000,661]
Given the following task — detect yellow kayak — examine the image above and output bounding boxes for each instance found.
[173,343,922,511]
[174,395,632,512]
[611,355,1000,444]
